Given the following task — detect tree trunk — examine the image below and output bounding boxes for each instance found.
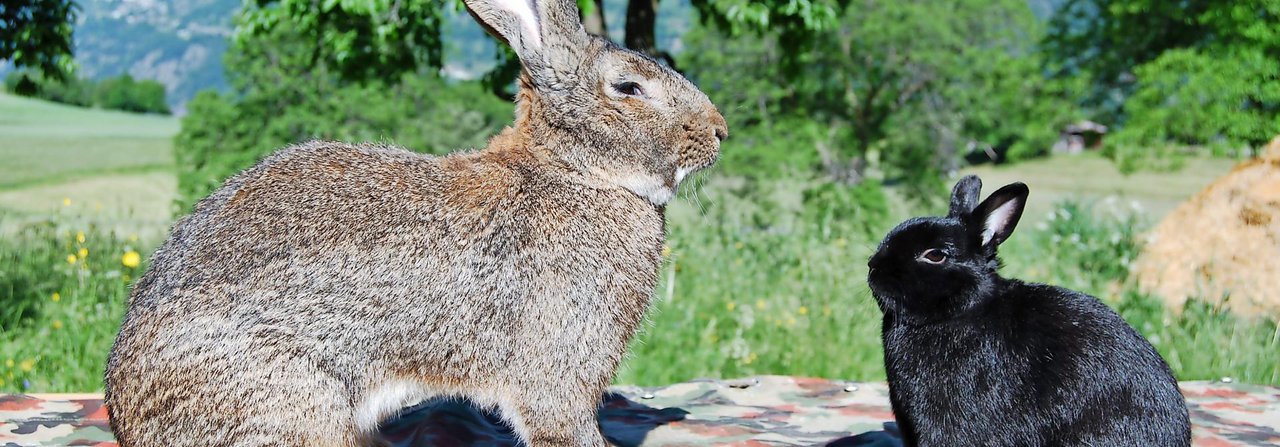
[581,0,608,37]
[624,0,676,68]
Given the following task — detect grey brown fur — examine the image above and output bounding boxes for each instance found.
[103,0,727,445]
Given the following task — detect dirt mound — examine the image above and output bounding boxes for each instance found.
[1133,137,1280,317]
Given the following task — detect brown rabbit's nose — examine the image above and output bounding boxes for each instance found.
[708,109,728,142]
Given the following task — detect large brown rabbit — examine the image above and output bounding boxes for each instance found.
[102,0,727,445]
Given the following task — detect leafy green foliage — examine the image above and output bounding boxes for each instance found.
[685,0,1079,201]
[4,70,91,106]
[94,75,170,114]
[174,17,510,211]
[1044,0,1280,161]
[801,180,891,241]
[691,0,846,63]
[1029,200,1143,287]
[0,0,78,79]
[237,0,453,84]
[4,71,170,114]
[1109,48,1280,172]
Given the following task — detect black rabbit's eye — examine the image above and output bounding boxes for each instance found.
[920,249,947,264]
[614,82,644,97]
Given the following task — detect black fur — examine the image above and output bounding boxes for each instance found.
[866,175,1190,447]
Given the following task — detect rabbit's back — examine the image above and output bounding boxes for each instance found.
[134,140,661,305]
[885,280,1189,446]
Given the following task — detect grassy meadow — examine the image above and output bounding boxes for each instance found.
[1,93,1277,392]
[0,92,177,240]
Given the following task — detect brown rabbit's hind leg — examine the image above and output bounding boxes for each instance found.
[495,389,610,447]
[354,379,438,433]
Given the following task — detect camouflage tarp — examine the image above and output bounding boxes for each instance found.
[3,376,1277,446]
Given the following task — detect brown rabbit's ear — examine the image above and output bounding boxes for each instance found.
[949,175,983,218]
[463,0,590,90]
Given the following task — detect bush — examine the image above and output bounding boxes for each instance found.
[3,70,170,114]
[95,74,169,114]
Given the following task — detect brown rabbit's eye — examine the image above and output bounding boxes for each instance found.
[614,82,644,97]
[920,249,947,264]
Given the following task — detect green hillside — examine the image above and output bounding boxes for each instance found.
[0,92,177,239]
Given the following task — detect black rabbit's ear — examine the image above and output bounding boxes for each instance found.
[972,182,1029,248]
[463,0,589,90]
[949,175,983,218]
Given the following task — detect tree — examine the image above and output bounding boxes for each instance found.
[685,0,1077,200]
[233,0,850,97]
[1042,0,1280,126]
[0,0,78,79]
[1044,0,1280,165]
[236,0,452,84]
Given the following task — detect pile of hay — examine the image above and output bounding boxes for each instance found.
[1133,137,1280,317]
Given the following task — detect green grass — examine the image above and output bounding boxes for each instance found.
[0,92,178,241]
[0,94,173,391]
[0,220,146,391]
[962,151,1237,221]
[0,91,177,139]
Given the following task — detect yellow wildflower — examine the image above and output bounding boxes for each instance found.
[121,250,141,268]
[51,292,60,302]
[19,359,35,372]
[787,317,797,326]
[62,198,71,206]
[798,306,809,315]
[835,237,848,247]
[78,248,88,258]
[744,353,758,365]
[734,242,744,250]
[726,301,736,311]
[66,254,77,264]
[660,245,672,257]
[823,305,832,317]
[52,320,63,330]
[755,299,766,310]
[4,359,12,368]
[76,232,85,243]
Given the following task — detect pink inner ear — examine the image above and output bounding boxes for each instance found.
[495,0,542,49]
[981,200,1018,245]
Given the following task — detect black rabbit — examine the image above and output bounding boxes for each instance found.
[866,175,1190,447]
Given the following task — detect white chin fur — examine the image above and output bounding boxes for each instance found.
[617,174,675,206]
[608,167,698,206]
[675,167,692,185]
